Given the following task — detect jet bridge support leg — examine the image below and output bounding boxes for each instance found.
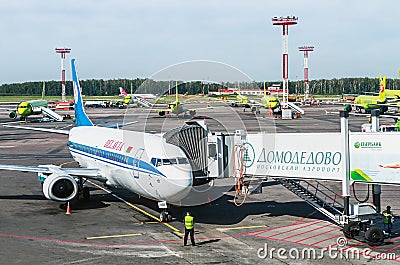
[372,185,381,213]
[371,110,381,213]
[340,111,351,218]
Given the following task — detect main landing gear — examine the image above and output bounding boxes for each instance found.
[77,177,90,200]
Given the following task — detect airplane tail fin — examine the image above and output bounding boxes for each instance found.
[119,87,128,96]
[71,59,93,127]
[378,74,386,100]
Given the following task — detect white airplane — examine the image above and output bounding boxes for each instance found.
[119,87,156,101]
[0,59,193,222]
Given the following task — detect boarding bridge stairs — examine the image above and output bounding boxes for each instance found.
[40,107,63,121]
[275,178,347,224]
[286,102,304,115]
[133,96,153,108]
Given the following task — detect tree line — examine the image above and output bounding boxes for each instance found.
[1,77,399,97]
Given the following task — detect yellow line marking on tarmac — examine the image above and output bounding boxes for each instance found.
[216,225,267,231]
[135,221,160,225]
[59,161,77,167]
[86,233,142,240]
[87,180,183,237]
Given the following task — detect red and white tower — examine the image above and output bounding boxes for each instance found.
[272,16,298,107]
[55,48,71,101]
[298,46,314,100]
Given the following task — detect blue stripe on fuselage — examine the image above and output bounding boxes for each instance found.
[67,141,166,178]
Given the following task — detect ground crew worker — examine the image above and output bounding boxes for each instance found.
[184,212,195,246]
[383,205,394,235]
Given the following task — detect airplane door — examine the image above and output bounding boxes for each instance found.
[132,148,144,179]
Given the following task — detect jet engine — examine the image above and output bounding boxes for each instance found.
[42,174,78,201]
[158,111,166,116]
[9,111,17,119]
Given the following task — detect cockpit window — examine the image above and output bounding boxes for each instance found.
[177,157,189,164]
[151,157,188,167]
[162,159,177,165]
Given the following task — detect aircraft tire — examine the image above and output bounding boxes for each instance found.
[160,211,167,222]
[343,221,360,239]
[365,226,384,246]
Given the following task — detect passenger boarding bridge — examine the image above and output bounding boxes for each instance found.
[164,110,399,246]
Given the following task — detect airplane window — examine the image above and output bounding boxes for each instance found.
[178,158,189,164]
[162,159,171,165]
[156,159,162,167]
[163,159,178,165]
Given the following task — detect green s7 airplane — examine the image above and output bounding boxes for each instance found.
[154,81,210,117]
[260,81,280,112]
[1,82,63,121]
[345,75,389,114]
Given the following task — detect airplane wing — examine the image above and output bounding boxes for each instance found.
[106,121,138,129]
[0,107,16,112]
[0,164,107,182]
[376,101,400,108]
[187,105,214,112]
[2,124,70,135]
[324,110,400,119]
[146,108,172,116]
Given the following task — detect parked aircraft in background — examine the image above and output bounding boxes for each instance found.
[0,82,63,121]
[260,81,280,112]
[346,75,389,114]
[153,81,208,117]
[119,86,156,104]
[229,83,250,108]
[0,59,193,222]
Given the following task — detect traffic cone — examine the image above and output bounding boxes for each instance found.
[66,202,71,215]
[207,195,211,206]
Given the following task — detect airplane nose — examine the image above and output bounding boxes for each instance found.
[162,166,192,202]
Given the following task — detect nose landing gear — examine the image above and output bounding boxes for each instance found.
[158,201,172,222]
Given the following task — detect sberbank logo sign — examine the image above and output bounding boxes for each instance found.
[354,141,382,149]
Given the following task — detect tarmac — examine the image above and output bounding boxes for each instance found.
[0,104,400,264]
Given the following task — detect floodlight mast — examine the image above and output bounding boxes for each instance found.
[272,16,298,108]
[55,48,71,101]
[298,46,314,100]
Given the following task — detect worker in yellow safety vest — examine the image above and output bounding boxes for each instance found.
[184,212,195,246]
[383,205,394,236]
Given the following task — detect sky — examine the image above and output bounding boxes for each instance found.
[1,0,400,85]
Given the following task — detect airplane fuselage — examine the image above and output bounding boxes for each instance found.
[354,95,386,110]
[68,126,193,203]
[17,99,48,116]
[384,90,400,99]
[261,96,280,110]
